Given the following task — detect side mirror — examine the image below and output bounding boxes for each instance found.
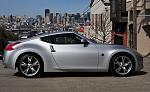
[81,39,89,47]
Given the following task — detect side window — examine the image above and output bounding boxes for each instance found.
[40,36,53,43]
[41,33,83,44]
[52,33,82,44]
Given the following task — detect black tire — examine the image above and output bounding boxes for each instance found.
[109,53,135,77]
[17,53,43,77]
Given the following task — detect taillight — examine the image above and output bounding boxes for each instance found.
[5,42,21,51]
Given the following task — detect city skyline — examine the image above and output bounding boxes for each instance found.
[0,0,90,17]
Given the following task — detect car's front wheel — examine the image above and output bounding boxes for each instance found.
[17,53,43,77]
[110,54,135,77]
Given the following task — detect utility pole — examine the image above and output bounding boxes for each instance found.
[133,0,137,50]
[95,14,98,41]
[100,14,103,42]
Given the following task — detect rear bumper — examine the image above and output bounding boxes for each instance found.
[3,51,16,69]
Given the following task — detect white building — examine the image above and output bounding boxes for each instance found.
[90,0,112,43]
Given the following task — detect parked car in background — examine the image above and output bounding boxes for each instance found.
[3,31,143,77]
[18,32,33,40]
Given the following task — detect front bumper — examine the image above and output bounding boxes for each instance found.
[134,52,144,71]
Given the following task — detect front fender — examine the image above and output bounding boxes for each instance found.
[107,49,138,70]
[98,47,137,72]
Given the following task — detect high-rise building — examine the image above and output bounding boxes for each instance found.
[58,13,62,25]
[75,13,81,23]
[36,15,42,26]
[50,13,54,23]
[68,14,75,25]
[54,13,61,24]
[45,9,50,24]
[55,13,59,24]
[10,15,13,23]
[27,17,35,28]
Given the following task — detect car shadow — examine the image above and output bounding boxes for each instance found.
[14,71,147,78]
[41,72,113,78]
[133,71,147,76]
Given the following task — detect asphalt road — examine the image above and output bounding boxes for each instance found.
[0,58,150,92]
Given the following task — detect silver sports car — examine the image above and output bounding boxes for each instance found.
[3,31,143,77]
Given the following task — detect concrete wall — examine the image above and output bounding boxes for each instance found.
[127,0,150,56]
[137,10,150,56]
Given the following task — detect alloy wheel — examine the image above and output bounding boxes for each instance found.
[19,55,41,77]
[113,56,133,76]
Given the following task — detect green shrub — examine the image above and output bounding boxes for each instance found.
[0,25,18,53]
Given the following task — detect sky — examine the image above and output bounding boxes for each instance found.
[0,0,91,17]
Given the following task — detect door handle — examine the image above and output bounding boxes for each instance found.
[50,45,56,52]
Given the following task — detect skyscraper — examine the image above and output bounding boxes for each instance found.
[45,9,50,24]
[36,15,42,26]
[50,13,54,23]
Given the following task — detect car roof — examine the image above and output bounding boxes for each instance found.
[38,31,77,37]
[18,31,78,42]
[50,31,76,35]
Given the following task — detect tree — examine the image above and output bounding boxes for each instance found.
[0,25,7,53]
[0,25,18,53]
[90,9,112,44]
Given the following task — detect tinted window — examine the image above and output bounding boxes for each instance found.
[52,33,82,44]
[41,33,82,44]
[40,36,53,43]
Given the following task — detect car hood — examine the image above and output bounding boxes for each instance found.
[95,43,142,56]
[96,44,127,49]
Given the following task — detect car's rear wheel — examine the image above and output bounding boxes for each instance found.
[110,54,135,77]
[17,54,43,77]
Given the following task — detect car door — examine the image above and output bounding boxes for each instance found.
[49,33,99,70]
